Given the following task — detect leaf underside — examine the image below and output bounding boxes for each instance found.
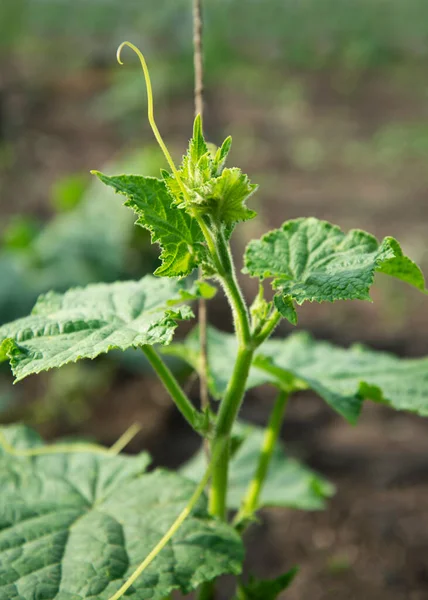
[257,332,428,423]
[167,326,428,424]
[244,217,426,307]
[0,276,201,381]
[0,425,244,600]
[181,421,334,511]
[93,173,207,277]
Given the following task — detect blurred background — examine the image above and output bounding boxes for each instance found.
[1,0,428,598]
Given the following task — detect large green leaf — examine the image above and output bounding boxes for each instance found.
[244,218,426,307]
[257,332,428,423]
[181,422,333,511]
[93,172,208,277]
[0,276,203,381]
[0,425,244,600]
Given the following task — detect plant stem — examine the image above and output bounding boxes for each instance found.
[142,345,204,432]
[234,390,289,525]
[253,308,281,346]
[205,227,254,518]
[198,234,253,600]
[216,229,252,346]
[209,346,254,518]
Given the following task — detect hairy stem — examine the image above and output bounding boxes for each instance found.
[208,231,253,517]
[216,229,252,346]
[253,308,281,346]
[198,234,253,600]
[234,390,289,525]
[142,345,204,432]
[209,346,254,518]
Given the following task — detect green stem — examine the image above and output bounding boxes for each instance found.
[142,345,204,432]
[216,229,252,346]
[198,234,253,600]
[196,214,224,274]
[209,346,254,519]
[206,226,254,520]
[253,308,281,347]
[234,390,289,525]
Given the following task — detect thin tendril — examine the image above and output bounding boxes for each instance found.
[108,422,142,455]
[0,422,142,457]
[116,41,189,202]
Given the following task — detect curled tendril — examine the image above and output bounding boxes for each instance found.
[116,41,189,201]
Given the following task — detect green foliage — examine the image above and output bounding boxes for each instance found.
[93,172,208,277]
[163,116,257,229]
[94,117,256,277]
[2,216,39,251]
[0,148,163,325]
[0,425,244,600]
[257,332,428,423]
[182,421,334,512]
[50,173,87,212]
[234,568,299,600]
[166,326,428,423]
[244,217,426,313]
[0,276,208,381]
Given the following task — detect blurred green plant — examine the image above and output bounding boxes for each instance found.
[0,146,164,324]
[50,173,88,213]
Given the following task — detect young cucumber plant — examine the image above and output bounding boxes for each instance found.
[0,41,427,600]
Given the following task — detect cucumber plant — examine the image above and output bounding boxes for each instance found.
[0,41,427,600]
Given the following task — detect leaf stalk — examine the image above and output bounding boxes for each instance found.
[234,390,289,526]
[142,345,206,433]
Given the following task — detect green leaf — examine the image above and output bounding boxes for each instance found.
[235,568,299,600]
[181,422,333,511]
[195,167,257,226]
[93,172,208,277]
[212,135,232,176]
[0,425,244,600]
[0,275,203,381]
[162,326,276,400]
[244,217,426,305]
[189,113,209,165]
[273,294,297,325]
[257,332,428,423]
[166,325,428,424]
